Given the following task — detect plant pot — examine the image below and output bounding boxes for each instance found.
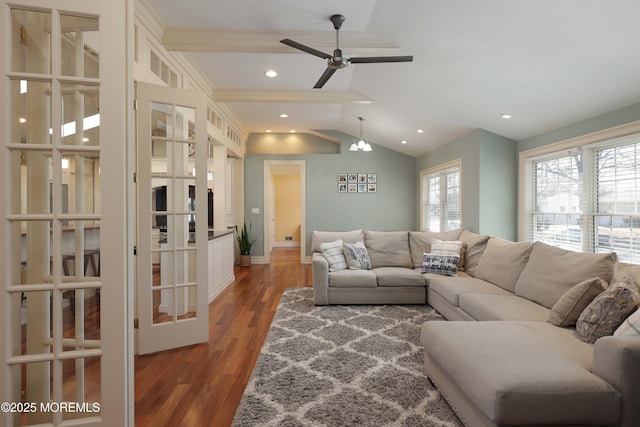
[239,254,251,267]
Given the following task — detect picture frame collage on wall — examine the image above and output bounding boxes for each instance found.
[338,173,377,193]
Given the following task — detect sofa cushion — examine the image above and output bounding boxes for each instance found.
[408,229,463,268]
[548,277,608,327]
[457,230,490,276]
[365,231,412,268]
[328,269,378,288]
[374,267,427,288]
[427,275,511,307]
[459,293,551,321]
[421,254,459,276]
[319,239,348,272]
[421,321,621,425]
[515,241,617,309]
[576,276,640,344]
[615,307,640,336]
[311,229,363,253]
[612,261,640,284]
[475,238,533,292]
[343,241,372,270]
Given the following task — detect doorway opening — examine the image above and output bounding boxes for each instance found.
[263,160,306,264]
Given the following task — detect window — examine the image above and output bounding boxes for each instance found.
[420,160,461,232]
[525,133,640,262]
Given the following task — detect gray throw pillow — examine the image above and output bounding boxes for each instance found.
[575,276,640,344]
[343,241,372,270]
[548,277,608,327]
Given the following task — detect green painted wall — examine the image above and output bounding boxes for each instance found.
[415,129,517,239]
[244,131,417,257]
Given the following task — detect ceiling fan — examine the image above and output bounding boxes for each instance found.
[280,14,413,89]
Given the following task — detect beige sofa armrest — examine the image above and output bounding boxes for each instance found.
[593,335,640,427]
[312,252,329,305]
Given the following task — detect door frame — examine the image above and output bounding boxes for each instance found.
[263,160,306,264]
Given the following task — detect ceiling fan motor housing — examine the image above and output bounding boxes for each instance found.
[329,48,348,68]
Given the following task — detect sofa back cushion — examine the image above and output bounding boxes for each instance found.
[408,229,463,268]
[515,241,618,309]
[365,230,412,268]
[458,230,490,276]
[311,229,363,253]
[474,237,533,292]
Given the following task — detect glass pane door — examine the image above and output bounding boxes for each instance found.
[136,83,208,355]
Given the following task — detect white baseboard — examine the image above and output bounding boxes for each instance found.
[274,241,300,248]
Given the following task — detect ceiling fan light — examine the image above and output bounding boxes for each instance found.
[349,143,359,151]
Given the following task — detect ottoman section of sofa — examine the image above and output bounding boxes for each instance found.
[421,321,621,426]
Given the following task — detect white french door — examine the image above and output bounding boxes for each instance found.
[0,1,131,426]
[136,82,209,355]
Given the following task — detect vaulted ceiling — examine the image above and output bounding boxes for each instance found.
[146,0,640,156]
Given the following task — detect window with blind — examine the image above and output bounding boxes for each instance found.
[527,133,640,262]
[420,161,461,232]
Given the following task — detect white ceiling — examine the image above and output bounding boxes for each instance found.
[146,0,640,157]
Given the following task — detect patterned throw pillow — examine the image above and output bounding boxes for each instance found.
[343,241,372,270]
[319,239,348,272]
[575,276,640,344]
[431,240,466,271]
[421,254,459,276]
[615,307,640,336]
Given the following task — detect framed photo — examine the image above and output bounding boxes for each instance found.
[367,173,377,183]
[338,173,347,183]
[358,173,368,183]
[358,183,367,192]
[368,183,377,193]
[348,183,358,193]
[348,173,358,183]
[338,183,347,193]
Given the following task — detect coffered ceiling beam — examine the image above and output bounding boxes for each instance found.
[162,28,402,55]
[212,89,373,104]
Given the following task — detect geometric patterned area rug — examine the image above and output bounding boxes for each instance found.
[232,287,463,427]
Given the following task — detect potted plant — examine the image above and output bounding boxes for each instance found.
[236,222,256,267]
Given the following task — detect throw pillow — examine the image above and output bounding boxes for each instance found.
[319,239,348,272]
[421,253,459,276]
[343,241,372,270]
[575,276,640,344]
[614,307,640,336]
[431,239,466,271]
[548,277,608,327]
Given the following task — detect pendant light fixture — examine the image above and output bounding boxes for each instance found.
[350,116,372,152]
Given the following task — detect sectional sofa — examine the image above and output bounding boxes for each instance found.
[310,228,640,427]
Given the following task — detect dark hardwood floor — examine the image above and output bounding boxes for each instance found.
[134,247,312,427]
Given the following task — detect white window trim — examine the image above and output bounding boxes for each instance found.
[419,158,462,231]
[518,120,640,241]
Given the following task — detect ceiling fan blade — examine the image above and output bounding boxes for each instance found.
[349,55,414,64]
[280,39,332,59]
[313,67,337,89]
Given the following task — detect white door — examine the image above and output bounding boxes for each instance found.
[136,83,209,355]
[0,1,132,425]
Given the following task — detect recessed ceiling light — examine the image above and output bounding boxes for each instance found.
[82,137,90,142]
[289,130,296,133]
[265,70,278,78]
[417,129,424,134]
[280,114,288,118]
[19,117,27,123]
[501,114,512,119]
[265,129,272,133]
[401,140,408,144]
